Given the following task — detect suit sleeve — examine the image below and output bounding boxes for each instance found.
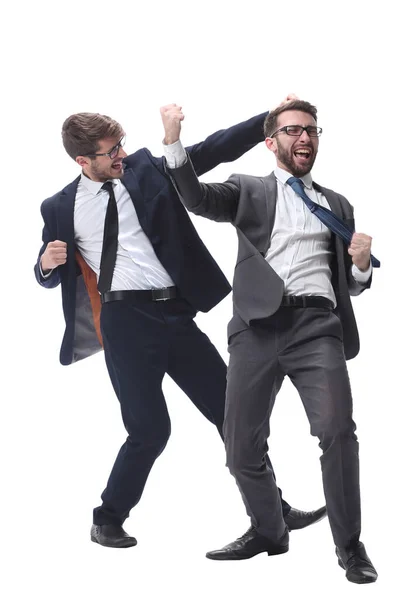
[34,202,62,289]
[185,112,267,176]
[168,154,240,223]
[339,198,372,296]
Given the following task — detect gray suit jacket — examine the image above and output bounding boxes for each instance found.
[169,159,371,360]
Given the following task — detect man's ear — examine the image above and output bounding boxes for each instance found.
[265,137,276,153]
[76,155,90,169]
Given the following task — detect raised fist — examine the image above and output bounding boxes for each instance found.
[160,103,185,145]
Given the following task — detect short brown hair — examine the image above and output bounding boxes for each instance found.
[264,100,317,138]
[62,112,124,159]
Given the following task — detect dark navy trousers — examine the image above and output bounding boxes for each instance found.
[93,296,290,525]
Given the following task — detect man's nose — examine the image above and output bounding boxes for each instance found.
[299,129,310,142]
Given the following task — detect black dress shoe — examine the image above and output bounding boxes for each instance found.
[284,506,327,531]
[206,527,289,560]
[90,524,137,548]
[336,541,378,584]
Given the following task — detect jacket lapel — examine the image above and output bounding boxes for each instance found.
[313,182,343,220]
[261,172,278,253]
[313,182,349,286]
[57,177,80,274]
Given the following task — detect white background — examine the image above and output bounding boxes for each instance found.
[2,0,402,598]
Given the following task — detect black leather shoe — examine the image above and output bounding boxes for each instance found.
[284,506,327,531]
[336,541,378,584]
[90,524,137,548]
[206,527,289,560]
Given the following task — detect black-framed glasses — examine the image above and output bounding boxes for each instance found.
[86,135,126,160]
[271,125,322,138]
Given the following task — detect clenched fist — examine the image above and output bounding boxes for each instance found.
[41,240,67,272]
[271,93,300,112]
[279,93,299,107]
[160,103,184,145]
[348,233,372,271]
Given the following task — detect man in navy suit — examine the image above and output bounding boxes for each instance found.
[34,102,325,548]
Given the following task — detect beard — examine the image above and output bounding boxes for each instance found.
[276,139,317,177]
[88,160,124,182]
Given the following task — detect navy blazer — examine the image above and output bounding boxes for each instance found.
[34,112,267,365]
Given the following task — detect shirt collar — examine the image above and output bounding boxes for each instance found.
[274,166,313,190]
[80,173,119,195]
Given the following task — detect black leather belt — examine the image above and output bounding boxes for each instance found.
[280,295,334,309]
[101,286,178,304]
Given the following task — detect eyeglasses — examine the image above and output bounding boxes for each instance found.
[86,135,126,160]
[271,125,322,138]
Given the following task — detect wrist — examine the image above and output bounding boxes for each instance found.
[41,256,51,273]
[163,133,180,145]
[356,259,371,272]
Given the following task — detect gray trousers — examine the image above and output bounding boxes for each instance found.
[224,307,360,548]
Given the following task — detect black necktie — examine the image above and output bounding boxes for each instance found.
[98,181,119,293]
[286,177,380,268]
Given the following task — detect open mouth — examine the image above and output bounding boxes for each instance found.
[293,147,312,162]
[294,147,313,163]
[111,161,123,172]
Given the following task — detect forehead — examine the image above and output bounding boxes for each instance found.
[277,110,316,128]
[97,136,123,153]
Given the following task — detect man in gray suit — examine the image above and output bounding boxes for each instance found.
[162,100,378,584]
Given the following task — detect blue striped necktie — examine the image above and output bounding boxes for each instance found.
[286,177,380,268]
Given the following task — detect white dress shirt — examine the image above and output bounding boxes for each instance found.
[163,142,371,307]
[41,174,175,290]
[73,175,174,290]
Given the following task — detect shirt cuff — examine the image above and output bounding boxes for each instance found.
[39,261,54,279]
[163,139,187,168]
[351,262,372,284]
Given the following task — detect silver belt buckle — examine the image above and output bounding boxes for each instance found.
[152,288,169,301]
